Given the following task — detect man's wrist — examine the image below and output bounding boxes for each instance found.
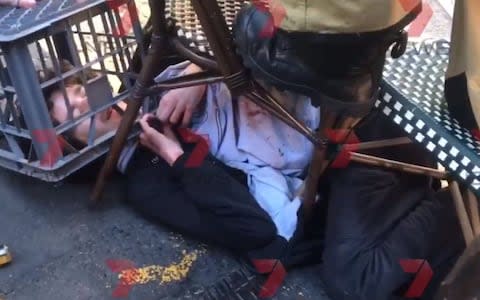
[168,149,185,166]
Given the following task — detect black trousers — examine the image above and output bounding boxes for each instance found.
[125,146,277,253]
[317,112,465,300]
[319,165,463,300]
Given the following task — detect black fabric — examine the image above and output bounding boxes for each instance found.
[125,143,325,270]
[319,165,463,300]
[317,112,465,300]
[125,146,277,253]
[445,72,478,130]
[246,203,325,271]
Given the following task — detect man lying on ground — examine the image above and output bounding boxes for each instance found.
[39,60,464,300]
[39,60,323,266]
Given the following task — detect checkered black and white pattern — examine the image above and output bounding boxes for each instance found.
[379,42,480,195]
[164,3,480,197]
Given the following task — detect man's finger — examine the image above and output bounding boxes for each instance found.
[139,118,155,135]
[157,98,175,122]
[144,113,156,120]
[140,125,165,149]
[139,133,149,146]
[138,117,149,129]
[169,105,184,125]
[140,113,150,123]
[163,125,180,143]
[181,108,193,128]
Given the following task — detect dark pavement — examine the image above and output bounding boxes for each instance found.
[0,164,328,300]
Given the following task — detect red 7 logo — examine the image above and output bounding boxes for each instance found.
[105,259,137,298]
[399,0,422,11]
[176,128,211,168]
[324,129,360,169]
[32,129,66,167]
[252,259,287,298]
[399,259,433,298]
[252,0,287,39]
[106,0,139,37]
[402,1,433,37]
[471,129,480,141]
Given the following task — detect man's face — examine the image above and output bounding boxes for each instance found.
[50,84,90,122]
[49,83,122,144]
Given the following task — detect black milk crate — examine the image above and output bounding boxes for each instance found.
[0,0,147,181]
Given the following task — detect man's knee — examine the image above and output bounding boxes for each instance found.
[321,243,408,300]
[321,244,360,300]
[238,218,277,250]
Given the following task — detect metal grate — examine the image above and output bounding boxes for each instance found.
[379,40,480,196]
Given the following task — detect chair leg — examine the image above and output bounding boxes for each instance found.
[465,189,480,236]
[436,190,480,298]
[247,82,320,145]
[354,137,411,151]
[449,180,475,245]
[191,0,250,94]
[191,0,320,145]
[299,106,364,218]
[349,152,448,179]
[439,234,480,290]
[90,0,173,204]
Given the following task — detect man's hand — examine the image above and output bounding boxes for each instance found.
[156,64,206,127]
[139,114,184,166]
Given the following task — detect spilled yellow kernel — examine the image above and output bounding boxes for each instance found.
[160,251,198,283]
[118,249,204,286]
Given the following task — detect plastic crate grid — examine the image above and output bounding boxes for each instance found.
[0,0,146,181]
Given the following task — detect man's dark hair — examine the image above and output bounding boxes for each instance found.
[37,60,98,113]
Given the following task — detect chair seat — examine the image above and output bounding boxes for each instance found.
[379,41,480,195]
[166,1,480,197]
